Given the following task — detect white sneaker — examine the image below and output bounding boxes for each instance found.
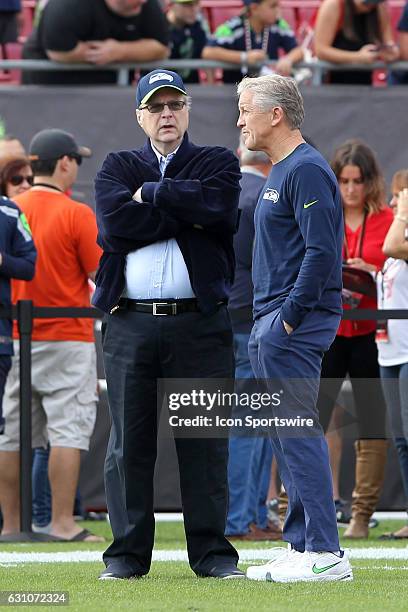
[246,545,304,581]
[32,523,51,534]
[264,550,353,583]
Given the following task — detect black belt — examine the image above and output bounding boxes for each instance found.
[117,298,201,316]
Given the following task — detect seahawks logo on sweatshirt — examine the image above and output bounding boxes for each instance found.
[263,188,280,203]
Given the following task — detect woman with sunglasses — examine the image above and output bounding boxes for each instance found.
[314,0,399,84]
[317,139,393,538]
[377,170,408,540]
[0,157,34,199]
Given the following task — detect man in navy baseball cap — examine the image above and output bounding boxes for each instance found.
[136,69,187,108]
[95,63,243,581]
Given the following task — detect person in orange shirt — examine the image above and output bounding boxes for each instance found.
[0,129,102,542]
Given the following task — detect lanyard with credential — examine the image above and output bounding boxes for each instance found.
[343,210,367,261]
[242,19,270,75]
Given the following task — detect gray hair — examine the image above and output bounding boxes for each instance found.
[237,75,305,130]
[238,133,270,165]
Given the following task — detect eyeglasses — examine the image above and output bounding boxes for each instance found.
[9,174,34,187]
[68,153,82,166]
[139,101,186,114]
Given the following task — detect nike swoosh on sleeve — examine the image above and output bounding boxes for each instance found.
[303,199,319,209]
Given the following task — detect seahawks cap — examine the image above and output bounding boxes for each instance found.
[136,69,187,108]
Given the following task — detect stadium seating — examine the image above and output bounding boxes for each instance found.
[200,0,405,36]
[0,1,406,86]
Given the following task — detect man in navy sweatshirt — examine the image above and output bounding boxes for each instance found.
[237,74,353,583]
[94,69,243,581]
[0,196,36,435]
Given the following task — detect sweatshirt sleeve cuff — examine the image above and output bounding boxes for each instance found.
[141,181,159,203]
[280,299,309,330]
[0,253,12,278]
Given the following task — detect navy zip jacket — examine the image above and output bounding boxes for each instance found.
[0,197,36,355]
[93,133,241,314]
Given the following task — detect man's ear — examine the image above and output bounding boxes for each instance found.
[270,106,284,127]
[136,109,143,126]
[58,155,71,172]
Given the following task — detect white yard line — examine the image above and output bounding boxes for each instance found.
[153,512,407,522]
[373,512,407,521]
[1,548,408,565]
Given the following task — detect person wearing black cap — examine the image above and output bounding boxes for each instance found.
[94,69,243,580]
[0,129,103,543]
[167,0,209,84]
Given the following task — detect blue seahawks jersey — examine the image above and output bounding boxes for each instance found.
[207,14,298,83]
[0,197,36,355]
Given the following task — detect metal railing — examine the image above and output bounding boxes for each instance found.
[0,301,407,541]
[0,302,101,542]
[1,58,408,86]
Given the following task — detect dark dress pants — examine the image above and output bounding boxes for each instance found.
[317,332,386,438]
[101,306,238,575]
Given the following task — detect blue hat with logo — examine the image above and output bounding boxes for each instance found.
[136,69,187,108]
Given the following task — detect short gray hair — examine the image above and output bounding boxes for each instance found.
[237,75,305,130]
[238,133,270,165]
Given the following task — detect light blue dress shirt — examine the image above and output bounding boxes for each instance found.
[124,143,195,299]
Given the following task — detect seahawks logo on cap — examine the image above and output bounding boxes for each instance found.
[263,188,280,203]
[149,73,174,84]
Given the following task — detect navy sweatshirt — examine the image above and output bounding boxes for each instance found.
[0,197,36,355]
[93,133,241,314]
[228,169,266,333]
[253,143,343,328]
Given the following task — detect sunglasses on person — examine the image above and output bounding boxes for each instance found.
[139,101,186,114]
[9,174,34,187]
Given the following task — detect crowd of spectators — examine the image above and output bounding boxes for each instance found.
[1,0,408,85]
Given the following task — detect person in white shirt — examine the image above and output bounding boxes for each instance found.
[377,170,408,540]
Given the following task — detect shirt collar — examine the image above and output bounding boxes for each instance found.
[151,142,181,165]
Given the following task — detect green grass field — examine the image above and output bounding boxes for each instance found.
[1,520,407,611]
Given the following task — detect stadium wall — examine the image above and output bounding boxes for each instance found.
[1,84,407,510]
[0,85,407,206]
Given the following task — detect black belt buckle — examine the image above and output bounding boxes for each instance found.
[152,302,177,316]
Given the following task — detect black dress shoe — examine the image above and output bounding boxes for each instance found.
[205,564,246,579]
[99,562,145,580]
